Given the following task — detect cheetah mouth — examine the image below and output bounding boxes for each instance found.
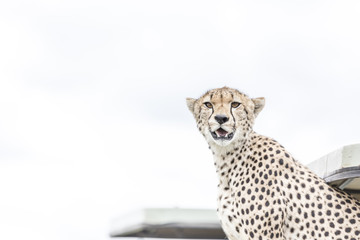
[211,128,234,140]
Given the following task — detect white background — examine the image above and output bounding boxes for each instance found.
[1,1,360,239]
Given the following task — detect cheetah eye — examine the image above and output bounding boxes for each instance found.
[204,102,213,108]
[231,102,241,108]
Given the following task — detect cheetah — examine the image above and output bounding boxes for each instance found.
[186,87,360,240]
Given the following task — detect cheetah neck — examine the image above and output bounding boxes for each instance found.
[212,131,256,186]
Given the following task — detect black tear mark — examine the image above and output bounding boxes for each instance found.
[208,106,214,121]
[230,105,236,125]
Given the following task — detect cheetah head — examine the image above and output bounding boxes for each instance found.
[186,87,265,148]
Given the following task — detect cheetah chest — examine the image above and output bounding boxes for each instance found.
[217,190,248,240]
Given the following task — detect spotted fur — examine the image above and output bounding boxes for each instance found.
[186,87,360,240]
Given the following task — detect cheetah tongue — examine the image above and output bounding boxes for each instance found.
[216,128,228,137]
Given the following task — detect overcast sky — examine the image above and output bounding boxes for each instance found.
[1,1,360,240]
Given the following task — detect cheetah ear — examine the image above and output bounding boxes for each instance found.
[252,97,265,117]
[186,98,196,115]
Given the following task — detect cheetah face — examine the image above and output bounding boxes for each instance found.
[187,87,265,147]
[204,99,238,145]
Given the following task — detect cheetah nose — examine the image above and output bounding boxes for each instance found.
[215,115,229,124]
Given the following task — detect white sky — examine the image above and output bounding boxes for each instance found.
[1,1,360,239]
